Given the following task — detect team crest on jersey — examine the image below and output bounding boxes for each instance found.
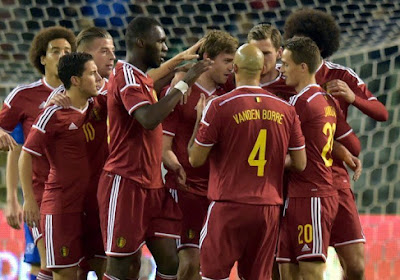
[60,246,69,257]
[91,107,102,121]
[117,237,126,248]
[187,229,196,240]
[152,89,158,102]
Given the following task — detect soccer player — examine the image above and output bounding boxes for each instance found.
[19,52,102,280]
[162,30,238,280]
[284,9,389,280]
[276,37,361,280]
[187,43,306,280]
[96,16,212,280]
[0,26,75,280]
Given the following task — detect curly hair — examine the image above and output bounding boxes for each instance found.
[198,30,238,59]
[284,37,321,74]
[29,26,76,75]
[283,9,340,58]
[247,23,282,50]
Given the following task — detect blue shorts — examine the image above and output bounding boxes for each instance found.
[11,122,24,145]
[24,223,40,265]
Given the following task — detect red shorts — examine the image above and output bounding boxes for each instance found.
[330,188,366,247]
[277,195,339,263]
[42,213,84,269]
[97,172,182,256]
[200,201,280,280]
[169,189,210,250]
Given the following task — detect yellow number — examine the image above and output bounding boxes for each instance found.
[83,123,95,142]
[321,122,336,167]
[248,129,267,177]
[106,116,110,144]
[298,224,313,244]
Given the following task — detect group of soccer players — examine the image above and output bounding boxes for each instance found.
[0,7,388,280]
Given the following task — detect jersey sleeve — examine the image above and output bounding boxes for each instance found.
[119,69,152,115]
[0,96,24,133]
[195,100,219,147]
[334,107,361,156]
[288,110,306,151]
[341,73,388,121]
[23,126,47,157]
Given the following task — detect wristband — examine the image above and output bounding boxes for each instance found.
[174,80,189,95]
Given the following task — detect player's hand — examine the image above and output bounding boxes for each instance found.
[5,199,23,229]
[47,93,71,108]
[171,71,193,105]
[175,165,188,190]
[325,79,356,104]
[23,198,40,229]
[183,59,214,88]
[178,38,205,61]
[0,130,17,151]
[344,154,362,181]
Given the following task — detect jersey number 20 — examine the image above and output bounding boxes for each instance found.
[248,129,267,177]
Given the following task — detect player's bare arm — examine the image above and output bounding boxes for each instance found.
[133,59,213,130]
[18,151,40,228]
[162,135,187,189]
[148,38,204,82]
[0,129,17,151]
[285,149,307,172]
[187,93,212,168]
[5,145,23,229]
[332,141,362,181]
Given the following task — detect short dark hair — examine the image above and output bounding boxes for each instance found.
[29,26,76,75]
[247,23,282,50]
[284,37,321,74]
[198,30,238,59]
[58,52,93,89]
[283,9,340,58]
[125,16,162,50]
[76,26,113,51]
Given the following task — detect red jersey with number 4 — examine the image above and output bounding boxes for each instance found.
[287,84,354,197]
[195,86,305,205]
[162,83,226,196]
[0,79,55,203]
[103,60,163,189]
[23,103,94,214]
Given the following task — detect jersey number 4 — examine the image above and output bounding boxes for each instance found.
[248,129,267,177]
[321,122,336,167]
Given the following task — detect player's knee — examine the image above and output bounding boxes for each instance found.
[178,258,200,279]
[155,251,179,275]
[106,256,132,278]
[346,258,365,279]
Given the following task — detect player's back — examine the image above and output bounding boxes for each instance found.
[198,86,304,205]
[288,84,338,197]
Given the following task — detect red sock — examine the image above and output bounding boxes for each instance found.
[36,269,53,280]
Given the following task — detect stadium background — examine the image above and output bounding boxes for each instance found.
[0,0,399,279]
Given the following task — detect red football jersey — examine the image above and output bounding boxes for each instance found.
[0,78,55,203]
[287,84,353,197]
[162,83,226,196]
[103,60,163,189]
[23,103,94,214]
[261,69,296,100]
[195,86,305,205]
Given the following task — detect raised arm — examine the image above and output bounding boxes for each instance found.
[134,59,213,130]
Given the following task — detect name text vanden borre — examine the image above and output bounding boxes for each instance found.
[232,109,284,125]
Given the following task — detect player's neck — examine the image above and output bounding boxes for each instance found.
[196,72,217,92]
[126,54,148,74]
[44,74,62,89]
[295,75,317,93]
[235,76,260,87]
[260,68,279,84]
[66,88,89,110]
